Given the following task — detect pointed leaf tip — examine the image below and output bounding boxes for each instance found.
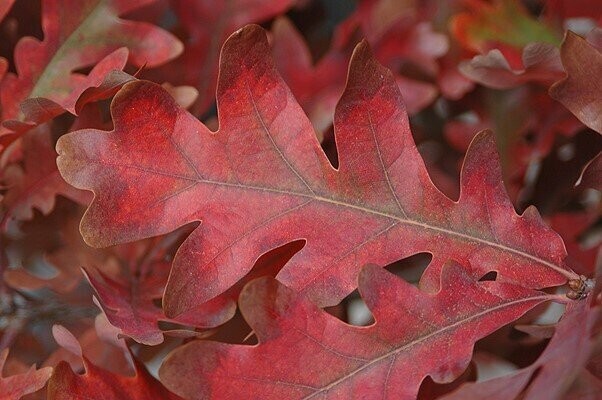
[467,129,496,151]
[460,129,503,187]
[351,39,374,61]
[220,24,270,65]
[346,39,397,95]
[522,205,543,224]
[230,24,267,41]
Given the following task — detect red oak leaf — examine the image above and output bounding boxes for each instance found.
[84,265,227,346]
[47,357,182,400]
[159,263,557,399]
[0,349,52,400]
[81,232,233,346]
[0,0,182,143]
[1,126,90,231]
[3,48,130,135]
[550,31,602,134]
[270,17,341,135]
[85,238,301,345]
[272,0,449,126]
[2,107,105,295]
[459,42,565,89]
[47,326,183,400]
[338,0,471,101]
[43,319,133,377]
[337,0,449,76]
[441,296,601,400]
[56,25,577,318]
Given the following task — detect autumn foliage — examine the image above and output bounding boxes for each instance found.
[0,1,601,399]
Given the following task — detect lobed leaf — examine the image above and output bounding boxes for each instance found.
[57,25,576,318]
[159,263,555,399]
[0,349,52,400]
[0,0,182,144]
[2,126,90,230]
[47,324,183,399]
[47,360,183,400]
[85,239,301,345]
[459,43,564,89]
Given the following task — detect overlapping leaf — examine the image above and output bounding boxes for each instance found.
[459,43,564,89]
[0,0,182,143]
[48,360,183,400]
[0,349,52,400]
[47,325,182,400]
[159,263,556,399]
[272,15,443,134]
[442,290,601,399]
[43,318,133,377]
[85,238,302,345]
[1,126,90,231]
[443,89,584,201]
[550,32,602,134]
[57,25,577,318]
[3,48,130,135]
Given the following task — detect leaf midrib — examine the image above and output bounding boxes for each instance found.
[299,294,552,399]
[220,294,552,396]
[84,159,570,279]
